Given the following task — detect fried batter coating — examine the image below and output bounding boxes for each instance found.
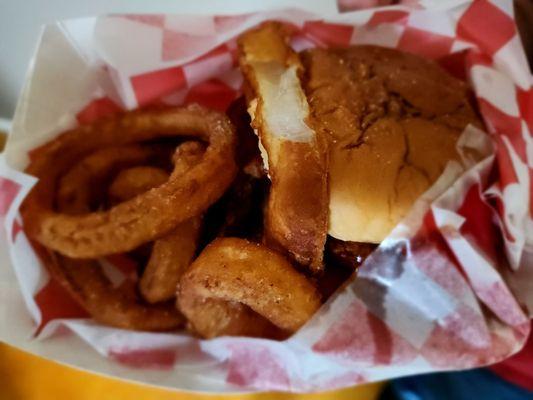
[238,23,329,273]
[177,237,321,338]
[22,105,237,258]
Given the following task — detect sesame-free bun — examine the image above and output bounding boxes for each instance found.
[302,46,481,243]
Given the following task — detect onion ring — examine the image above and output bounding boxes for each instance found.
[22,104,237,258]
[177,237,321,338]
[238,23,329,273]
[105,153,204,304]
[38,250,184,331]
[140,217,202,303]
[181,297,287,339]
[57,145,162,214]
[57,142,205,305]
[38,147,192,330]
[108,166,170,203]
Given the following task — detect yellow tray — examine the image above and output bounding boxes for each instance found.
[0,342,384,400]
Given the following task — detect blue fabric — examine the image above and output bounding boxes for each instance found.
[384,369,533,400]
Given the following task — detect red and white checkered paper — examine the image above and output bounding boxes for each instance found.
[1,0,532,393]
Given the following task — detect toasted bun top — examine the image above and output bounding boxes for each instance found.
[302,45,482,243]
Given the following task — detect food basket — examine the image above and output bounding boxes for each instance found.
[0,0,531,393]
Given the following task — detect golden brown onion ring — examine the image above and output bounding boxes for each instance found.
[58,143,205,305]
[39,250,184,331]
[182,297,287,339]
[140,217,202,303]
[22,105,237,258]
[177,237,321,338]
[57,146,161,214]
[108,166,170,204]
[106,157,204,304]
[238,23,329,273]
[40,149,188,330]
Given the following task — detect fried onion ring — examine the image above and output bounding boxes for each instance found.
[38,250,184,331]
[238,23,329,273]
[57,142,205,305]
[22,105,237,258]
[108,166,170,203]
[105,155,204,304]
[40,147,192,330]
[140,217,202,303]
[181,297,287,339]
[177,237,321,338]
[57,145,162,214]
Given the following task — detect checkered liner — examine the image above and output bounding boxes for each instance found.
[1,0,532,393]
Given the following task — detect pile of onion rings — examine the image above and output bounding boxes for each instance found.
[21,24,382,338]
[21,98,373,337]
[21,102,334,336]
[23,105,237,259]
[22,105,238,331]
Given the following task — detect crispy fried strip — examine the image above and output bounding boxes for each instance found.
[40,250,184,331]
[177,237,321,338]
[58,143,205,305]
[140,217,202,303]
[44,149,199,330]
[57,146,161,213]
[108,166,170,204]
[238,23,328,273]
[107,160,204,304]
[182,297,287,339]
[22,105,237,258]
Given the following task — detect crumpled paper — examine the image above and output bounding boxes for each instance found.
[0,0,531,393]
